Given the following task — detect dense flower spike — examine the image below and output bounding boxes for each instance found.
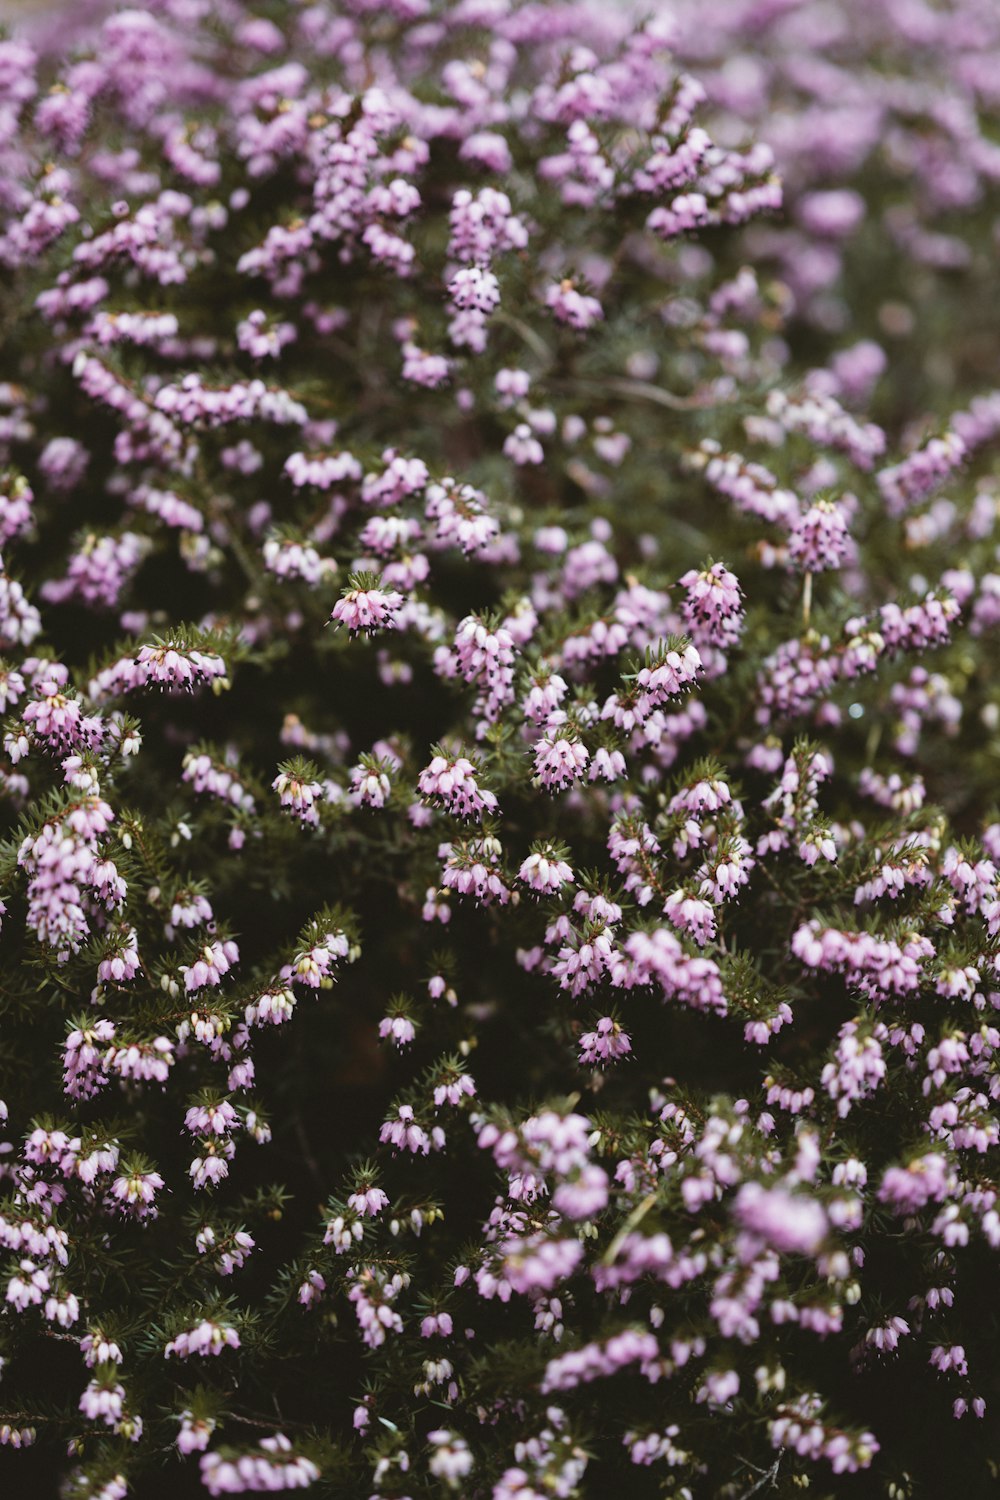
[0,0,999,1496]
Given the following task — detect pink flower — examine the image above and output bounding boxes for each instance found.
[448,265,501,313]
[164,1319,240,1359]
[330,580,404,636]
[135,643,227,692]
[503,423,544,465]
[534,734,589,791]
[518,850,574,894]
[418,753,498,820]
[110,1167,165,1219]
[273,768,324,826]
[379,1014,416,1047]
[79,1379,126,1425]
[579,1017,632,1065]
[679,562,744,647]
[421,1311,454,1338]
[176,1410,215,1455]
[787,499,853,573]
[180,938,239,993]
[545,278,603,330]
[347,1187,389,1217]
[200,1437,318,1497]
[732,1183,828,1255]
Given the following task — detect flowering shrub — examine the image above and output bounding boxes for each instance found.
[1,1,1000,1497]
[668,0,1000,425]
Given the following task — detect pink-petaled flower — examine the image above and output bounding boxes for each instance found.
[189,1147,234,1190]
[798,830,838,865]
[347,1186,389,1217]
[545,278,603,330]
[663,888,717,944]
[298,1270,326,1307]
[540,1329,660,1393]
[180,938,239,993]
[878,1153,953,1212]
[534,734,589,791]
[503,423,544,465]
[97,928,140,984]
[433,1070,476,1107]
[262,534,334,585]
[105,1036,174,1084]
[79,1378,127,1426]
[245,987,297,1026]
[169,890,213,931]
[695,1370,740,1408]
[283,930,349,988]
[579,1016,632,1065]
[451,613,518,730]
[6,1260,49,1313]
[518,850,574,894]
[184,1100,239,1137]
[236,307,297,360]
[0,474,34,546]
[195,1226,254,1275]
[698,838,755,903]
[22,682,86,750]
[285,449,361,490]
[272,769,324,826]
[45,1291,80,1327]
[498,1233,585,1294]
[930,1344,969,1376]
[448,265,501,314]
[953,1398,987,1421]
[732,1182,828,1255]
[787,498,853,573]
[176,1410,216,1455]
[424,477,499,555]
[380,1103,445,1155]
[421,1311,454,1338]
[743,1003,793,1045]
[441,836,511,906]
[589,746,627,782]
[330,580,403,636]
[110,1168,165,1219]
[635,643,703,714]
[24,1125,77,1170]
[379,1014,417,1047]
[679,562,744,647]
[323,1213,363,1254]
[401,341,453,387]
[448,185,527,262]
[349,760,392,809]
[77,1140,119,1185]
[878,590,960,653]
[200,1437,319,1497]
[418,753,498,820]
[64,1019,115,1100]
[164,1319,240,1359]
[877,430,966,515]
[864,1316,910,1354]
[135,643,227,692]
[79,1330,122,1371]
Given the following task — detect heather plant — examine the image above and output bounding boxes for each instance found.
[1,3,1000,1499]
[668,0,1000,426]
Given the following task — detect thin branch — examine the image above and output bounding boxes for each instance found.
[736,1454,783,1498]
[601,1190,659,1266]
[562,376,726,412]
[494,309,553,362]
